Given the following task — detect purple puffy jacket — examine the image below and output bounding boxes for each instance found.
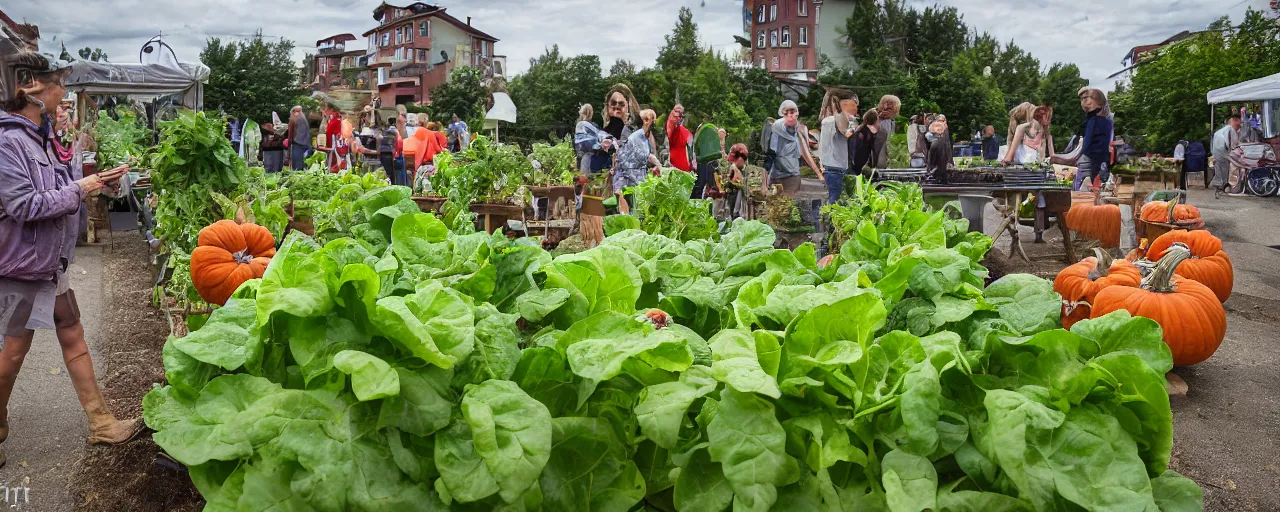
[0,112,84,281]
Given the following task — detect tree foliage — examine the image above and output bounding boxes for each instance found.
[657,7,701,73]
[506,46,603,145]
[201,32,306,122]
[830,0,1088,148]
[1111,8,1280,153]
[427,67,487,127]
[77,47,109,62]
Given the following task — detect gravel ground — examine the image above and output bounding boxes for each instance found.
[70,230,201,512]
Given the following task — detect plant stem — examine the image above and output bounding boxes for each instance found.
[1141,242,1191,293]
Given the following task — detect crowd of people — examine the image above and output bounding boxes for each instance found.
[254,103,471,189]
[569,83,1126,215]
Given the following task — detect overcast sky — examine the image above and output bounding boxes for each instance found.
[8,0,1265,91]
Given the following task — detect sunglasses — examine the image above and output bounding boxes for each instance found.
[608,100,627,108]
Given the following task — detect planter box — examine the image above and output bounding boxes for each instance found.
[470,203,524,234]
[413,196,447,214]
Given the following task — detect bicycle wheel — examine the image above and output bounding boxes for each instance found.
[1247,171,1279,197]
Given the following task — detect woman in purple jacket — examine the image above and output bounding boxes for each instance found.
[0,52,140,466]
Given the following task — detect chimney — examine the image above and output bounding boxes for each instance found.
[466,16,471,26]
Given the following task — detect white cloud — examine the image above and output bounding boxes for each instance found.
[7,0,1263,90]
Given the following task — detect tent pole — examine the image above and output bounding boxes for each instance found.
[1210,104,1214,136]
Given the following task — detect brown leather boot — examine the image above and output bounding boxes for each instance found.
[65,353,142,445]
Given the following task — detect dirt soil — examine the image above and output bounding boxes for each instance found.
[70,231,202,512]
[981,187,1280,511]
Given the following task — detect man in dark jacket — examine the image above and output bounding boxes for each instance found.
[981,125,1000,161]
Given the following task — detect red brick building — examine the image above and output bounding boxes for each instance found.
[307,34,365,91]
[361,2,499,106]
[746,0,817,79]
[0,8,40,51]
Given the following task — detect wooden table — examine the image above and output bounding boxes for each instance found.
[922,185,1074,263]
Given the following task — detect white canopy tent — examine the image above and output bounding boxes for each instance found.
[64,60,211,110]
[1207,72,1280,104]
[484,92,517,142]
[1206,72,1280,139]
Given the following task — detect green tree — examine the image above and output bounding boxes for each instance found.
[1117,8,1278,152]
[201,32,305,122]
[1037,63,1088,148]
[609,59,637,77]
[657,7,701,73]
[77,47,108,62]
[427,67,487,127]
[507,46,603,146]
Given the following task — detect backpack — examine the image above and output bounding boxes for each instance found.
[760,119,776,172]
[1184,141,1208,173]
[379,127,397,154]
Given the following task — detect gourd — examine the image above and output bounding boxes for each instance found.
[1091,243,1226,366]
[190,220,277,305]
[1054,248,1142,329]
[1146,229,1233,302]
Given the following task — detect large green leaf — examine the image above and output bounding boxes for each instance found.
[257,234,334,324]
[461,380,553,504]
[707,329,780,399]
[634,365,717,449]
[171,298,262,371]
[539,417,646,512]
[373,280,475,369]
[332,350,399,401]
[707,388,799,511]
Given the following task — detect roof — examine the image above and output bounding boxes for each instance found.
[1123,30,1193,64]
[362,3,497,42]
[317,33,357,46]
[0,8,39,49]
[434,10,498,42]
[1207,71,1280,104]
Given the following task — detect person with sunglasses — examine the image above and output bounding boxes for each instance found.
[0,52,143,467]
[601,84,640,170]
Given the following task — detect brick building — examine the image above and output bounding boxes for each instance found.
[361,2,500,106]
[743,0,854,80]
[0,8,40,51]
[306,34,366,91]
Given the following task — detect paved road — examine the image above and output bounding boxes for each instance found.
[0,245,106,511]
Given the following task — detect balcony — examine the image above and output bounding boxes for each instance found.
[318,43,347,56]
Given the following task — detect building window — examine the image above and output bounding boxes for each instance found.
[799,26,808,46]
[770,3,777,21]
[798,0,808,16]
[419,49,428,61]
[782,27,791,47]
[395,27,402,44]
[757,30,765,48]
[770,30,778,47]
[405,25,413,42]
[759,58,765,69]
[797,54,805,69]
[772,56,779,69]
[419,21,428,37]
[757,6,765,23]
[382,33,389,47]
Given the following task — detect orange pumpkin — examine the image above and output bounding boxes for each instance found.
[1065,202,1121,248]
[190,220,277,305]
[1091,243,1226,366]
[1054,249,1142,329]
[1140,199,1201,223]
[1146,229,1233,302]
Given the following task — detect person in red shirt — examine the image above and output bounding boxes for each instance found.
[666,104,692,172]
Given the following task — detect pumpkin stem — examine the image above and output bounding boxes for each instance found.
[1142,242,1192,293]
[232,248,254,264]
[1166,195,1178,221]
[1092,248,1113,275]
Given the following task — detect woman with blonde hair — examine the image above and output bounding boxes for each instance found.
[614,109,662,209]
[871,95,900,169]
[1002,105,1055,165]
[574,103,611,174]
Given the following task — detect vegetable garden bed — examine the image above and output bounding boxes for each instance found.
[139,175,1200,511]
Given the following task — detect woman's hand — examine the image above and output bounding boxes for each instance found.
[77,165,129,193]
